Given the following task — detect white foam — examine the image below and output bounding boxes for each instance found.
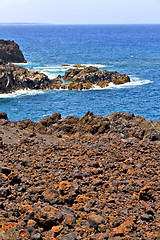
[15,62,31,66]
[0,89,45,98]
[34,64,107,79]
[85,64,106,68]
[90,76,152,90]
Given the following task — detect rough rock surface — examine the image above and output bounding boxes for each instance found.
[0,62,57,93]
[0,111,160,239]
[0,40,27,63]
[62,67,130,90]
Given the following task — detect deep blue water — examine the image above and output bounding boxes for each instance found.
[0,24,160,121]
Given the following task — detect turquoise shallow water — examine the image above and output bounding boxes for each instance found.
[0,24,160,121]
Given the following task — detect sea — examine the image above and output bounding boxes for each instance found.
[0,24,160,122]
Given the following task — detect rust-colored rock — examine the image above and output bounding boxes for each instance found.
[0,111,159,239]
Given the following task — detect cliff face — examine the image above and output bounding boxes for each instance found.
[0,40,27,63]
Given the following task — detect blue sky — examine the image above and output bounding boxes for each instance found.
[0,0,160,24]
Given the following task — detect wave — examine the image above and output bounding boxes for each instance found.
[33,64,107,79]
[90,77,152,90]
[0,89,45,98]
[0,75,152,98]
[85,64,106,68]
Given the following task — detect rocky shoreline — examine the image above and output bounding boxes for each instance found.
[0,111,160,239]
[0,40,131,93]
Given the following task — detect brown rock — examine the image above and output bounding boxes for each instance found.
[34,205,63,229]
[88,213,105,228]
[63,66,130,90]
[0,112,8,120]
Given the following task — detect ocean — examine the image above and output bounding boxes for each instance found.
[0,24,160,121]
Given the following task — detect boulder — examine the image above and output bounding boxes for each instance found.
[0,40,27,63]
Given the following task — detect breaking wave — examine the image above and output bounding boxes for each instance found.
[0,89,45,98]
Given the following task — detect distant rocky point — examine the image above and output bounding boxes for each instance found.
[0,40,27,63]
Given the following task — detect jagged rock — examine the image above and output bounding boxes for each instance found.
[0,62,53,93]
[63,66,130,90]
[0,40,26,63]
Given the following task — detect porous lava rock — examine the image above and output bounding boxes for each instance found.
[0,40,27,63]
[0,112,159,239]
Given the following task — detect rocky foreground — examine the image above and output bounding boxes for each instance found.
[0,112,160,240]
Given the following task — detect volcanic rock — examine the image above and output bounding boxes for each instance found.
[0,62,55,93]
[62,66,130,90]
[0,111,159,239]
[0,40,27,63]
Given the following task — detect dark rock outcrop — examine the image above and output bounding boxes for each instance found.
[0,62,56,93]
[0,40,27,63]
[62,66,130,90]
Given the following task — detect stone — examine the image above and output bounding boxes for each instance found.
[139,186,154,201]
[34,205,63,230]
[58,232,77,240]
[141,214,154,222]
[0,39,27,63]
[0,112,8,120]
[88,213,105,228]
[63,66,130,90]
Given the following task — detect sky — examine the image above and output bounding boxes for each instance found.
[0,0,160,24]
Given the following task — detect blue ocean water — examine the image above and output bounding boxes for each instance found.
[0,24,160,121]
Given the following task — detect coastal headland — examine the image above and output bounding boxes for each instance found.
[0,40,130,93]
[0,111,160,239]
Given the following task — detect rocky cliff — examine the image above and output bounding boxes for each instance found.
[0,40,27,63]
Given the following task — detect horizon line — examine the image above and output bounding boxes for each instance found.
[0,23,160,25]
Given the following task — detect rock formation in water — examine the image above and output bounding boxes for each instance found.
[0,111,160,239]
[0,40,27,63]
[0,40,130,92]
[0,61,58,93]
[61,66,130,90]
